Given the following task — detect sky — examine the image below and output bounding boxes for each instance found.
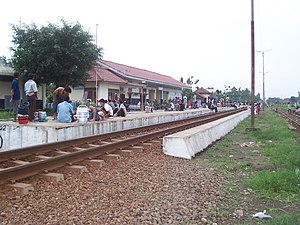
[1,0,299,99]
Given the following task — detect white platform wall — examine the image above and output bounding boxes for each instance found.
[163,110,250,159]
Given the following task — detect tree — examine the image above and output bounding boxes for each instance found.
[10,19,103,86]
[0,56,12,66]
[267,97,281,105]
[180,76,199,100]
[214,85,257,104]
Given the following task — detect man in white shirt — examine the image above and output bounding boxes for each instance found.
[24,73,38,121]
[99,98,113,117]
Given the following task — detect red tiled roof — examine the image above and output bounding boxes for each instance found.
[197,94,208,98]
[101,60,191,89]
[87,66,127,84]
[194,87,211,95]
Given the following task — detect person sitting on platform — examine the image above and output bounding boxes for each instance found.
[53,86,72,120]
[99,98,113,118]
[57,97,75,123]
[114,99,127,117]
[108,98,117,111]
[88,105,105,121]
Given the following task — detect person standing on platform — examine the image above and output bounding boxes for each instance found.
[24,73,38,122]
[53,86,72,120]
[256,102,261,115]
[10,72,20,122]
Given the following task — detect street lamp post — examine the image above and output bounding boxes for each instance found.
[256,49,272,111]
[250,0,255,129]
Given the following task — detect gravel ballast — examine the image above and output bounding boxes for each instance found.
[0,142,226,224]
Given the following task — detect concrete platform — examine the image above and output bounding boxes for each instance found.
[162,109,250,159]
[0,108,219,151]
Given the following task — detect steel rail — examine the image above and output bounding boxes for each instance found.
[0,108,246,184]
[0,109,244,162]
[275,108,300,128]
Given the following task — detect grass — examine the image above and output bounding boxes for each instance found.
[194,109,300,224]
[0,111,12,119]
[245,111,300,202]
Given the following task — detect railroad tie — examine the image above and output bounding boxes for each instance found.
[39,173,64,183]
[12,160,30,166]
[128,146,144,153]
[100,154,121,161]
[64,165,88,174]
[7,183,34,196]
[149,140,162,144]
[72,147,87,151]
[35,155,52,160]
[88,144,101,148]
[84,159,106,168]
[55,151,71,155]
[116,149,134,157]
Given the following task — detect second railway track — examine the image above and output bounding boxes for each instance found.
[0,108,246,185]
[274,107,300,129]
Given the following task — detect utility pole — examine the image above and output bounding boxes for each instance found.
[250,0,255,129]
[256,49,272,111]
[95,24,99,103]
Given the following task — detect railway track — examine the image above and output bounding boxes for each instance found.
[0,108,246,185]
[274,107,300,129]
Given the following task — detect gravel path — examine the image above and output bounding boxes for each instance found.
[0,142,226,225]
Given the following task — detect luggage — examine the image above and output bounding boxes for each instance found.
[18,102,29,115]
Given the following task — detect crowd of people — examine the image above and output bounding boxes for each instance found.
[54,93,127,123]
[87,98,127,122]
[10,73,128,123]
[10,73,299,123]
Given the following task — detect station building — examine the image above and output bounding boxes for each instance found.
[0,62,14,109]
[193,87,212,104]
[0,62,46,110]
[0,60,191,109]
[73,60,191,106]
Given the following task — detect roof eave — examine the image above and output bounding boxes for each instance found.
[98,61,191,90]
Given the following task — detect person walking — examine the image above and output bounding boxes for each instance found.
[10,72,21,122]
[24,73,38,122]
